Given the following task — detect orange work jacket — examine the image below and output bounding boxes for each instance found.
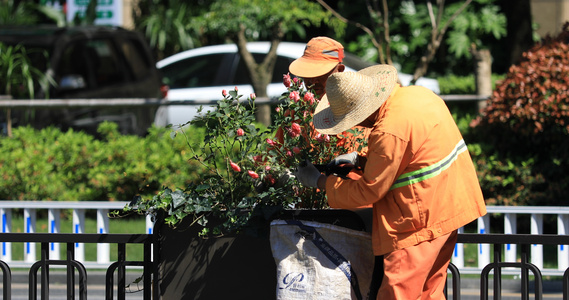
[325,85,487,256]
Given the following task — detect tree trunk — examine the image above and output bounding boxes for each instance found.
[233,26,281,127]
[497,0,534,71]
[472,48,493,112]
[256,104,271,127]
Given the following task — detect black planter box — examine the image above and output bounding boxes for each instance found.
[154,209,372,299]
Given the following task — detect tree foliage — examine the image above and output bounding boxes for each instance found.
[324,0,506,79]
[135,0,208,60]
[200,0,341,126]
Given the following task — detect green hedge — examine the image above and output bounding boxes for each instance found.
[0,122,204,201]
[437,74,506,95]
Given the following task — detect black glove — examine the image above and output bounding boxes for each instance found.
[327,151,358,168]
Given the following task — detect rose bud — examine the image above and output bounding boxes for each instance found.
[283,73,292,88]
[230,160,241,172]
[266,174,276,185]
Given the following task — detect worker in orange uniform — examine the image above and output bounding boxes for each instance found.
[295,64,487,299]
[277,36,370,156]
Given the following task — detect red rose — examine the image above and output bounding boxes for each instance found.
[315,133,330,142]
[289,91,300,103]
[293,147,301,154]
[289,123,301,137]
[303,92,315,105]
[222,90,228,97]
[236,128,244,136]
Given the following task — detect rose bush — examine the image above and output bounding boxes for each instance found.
[119,74,365,236]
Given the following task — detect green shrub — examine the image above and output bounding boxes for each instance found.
[0,122,205,201]
[469,22,569,206]
[438,75,476,95]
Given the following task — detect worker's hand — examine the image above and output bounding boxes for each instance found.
[327,151,358,168]
[294,160,322,188]
[275,169,295,188]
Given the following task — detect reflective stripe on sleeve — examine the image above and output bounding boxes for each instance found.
[389,139,468,190]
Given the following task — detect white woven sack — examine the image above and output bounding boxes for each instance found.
[270,219,374,300]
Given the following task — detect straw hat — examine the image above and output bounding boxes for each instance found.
[289,37,345,78]
[313,64,398,135]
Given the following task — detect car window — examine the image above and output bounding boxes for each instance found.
[87,39,124,87]
[56,39,124,90]
[121,38,152,81]
[233,53,295,85]
[161,54,227,88]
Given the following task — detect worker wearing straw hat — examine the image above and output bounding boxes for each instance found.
[295,64,487,299]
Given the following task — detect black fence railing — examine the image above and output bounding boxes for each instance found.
[0,233,155,300]
[453,233,569,300]
[0,232,567,299]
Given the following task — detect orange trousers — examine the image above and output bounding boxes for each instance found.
[377,230,458,300]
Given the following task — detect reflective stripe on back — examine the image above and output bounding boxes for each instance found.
[390,140,467,190]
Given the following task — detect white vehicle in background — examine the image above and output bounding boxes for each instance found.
[156,42,440,126]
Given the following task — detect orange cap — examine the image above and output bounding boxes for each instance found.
[289,37,344,78]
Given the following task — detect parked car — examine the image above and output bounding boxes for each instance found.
[0,25,166,136]
[157,42,440,126]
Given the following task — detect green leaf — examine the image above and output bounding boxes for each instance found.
[195,184,209,192]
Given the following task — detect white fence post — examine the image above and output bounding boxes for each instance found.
[504,213,517,262]
[478,214,491,269]
[24,208,36,263]
[97,209,110,264]
[48,208,61,260]
[146,214,154,259]
[559,214,569,270]
[531,213,544,270]
[73,209,86,262]
[1,208,11,261]
[146,214,154,235]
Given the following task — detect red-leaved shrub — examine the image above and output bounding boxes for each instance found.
[469,22,569,206]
